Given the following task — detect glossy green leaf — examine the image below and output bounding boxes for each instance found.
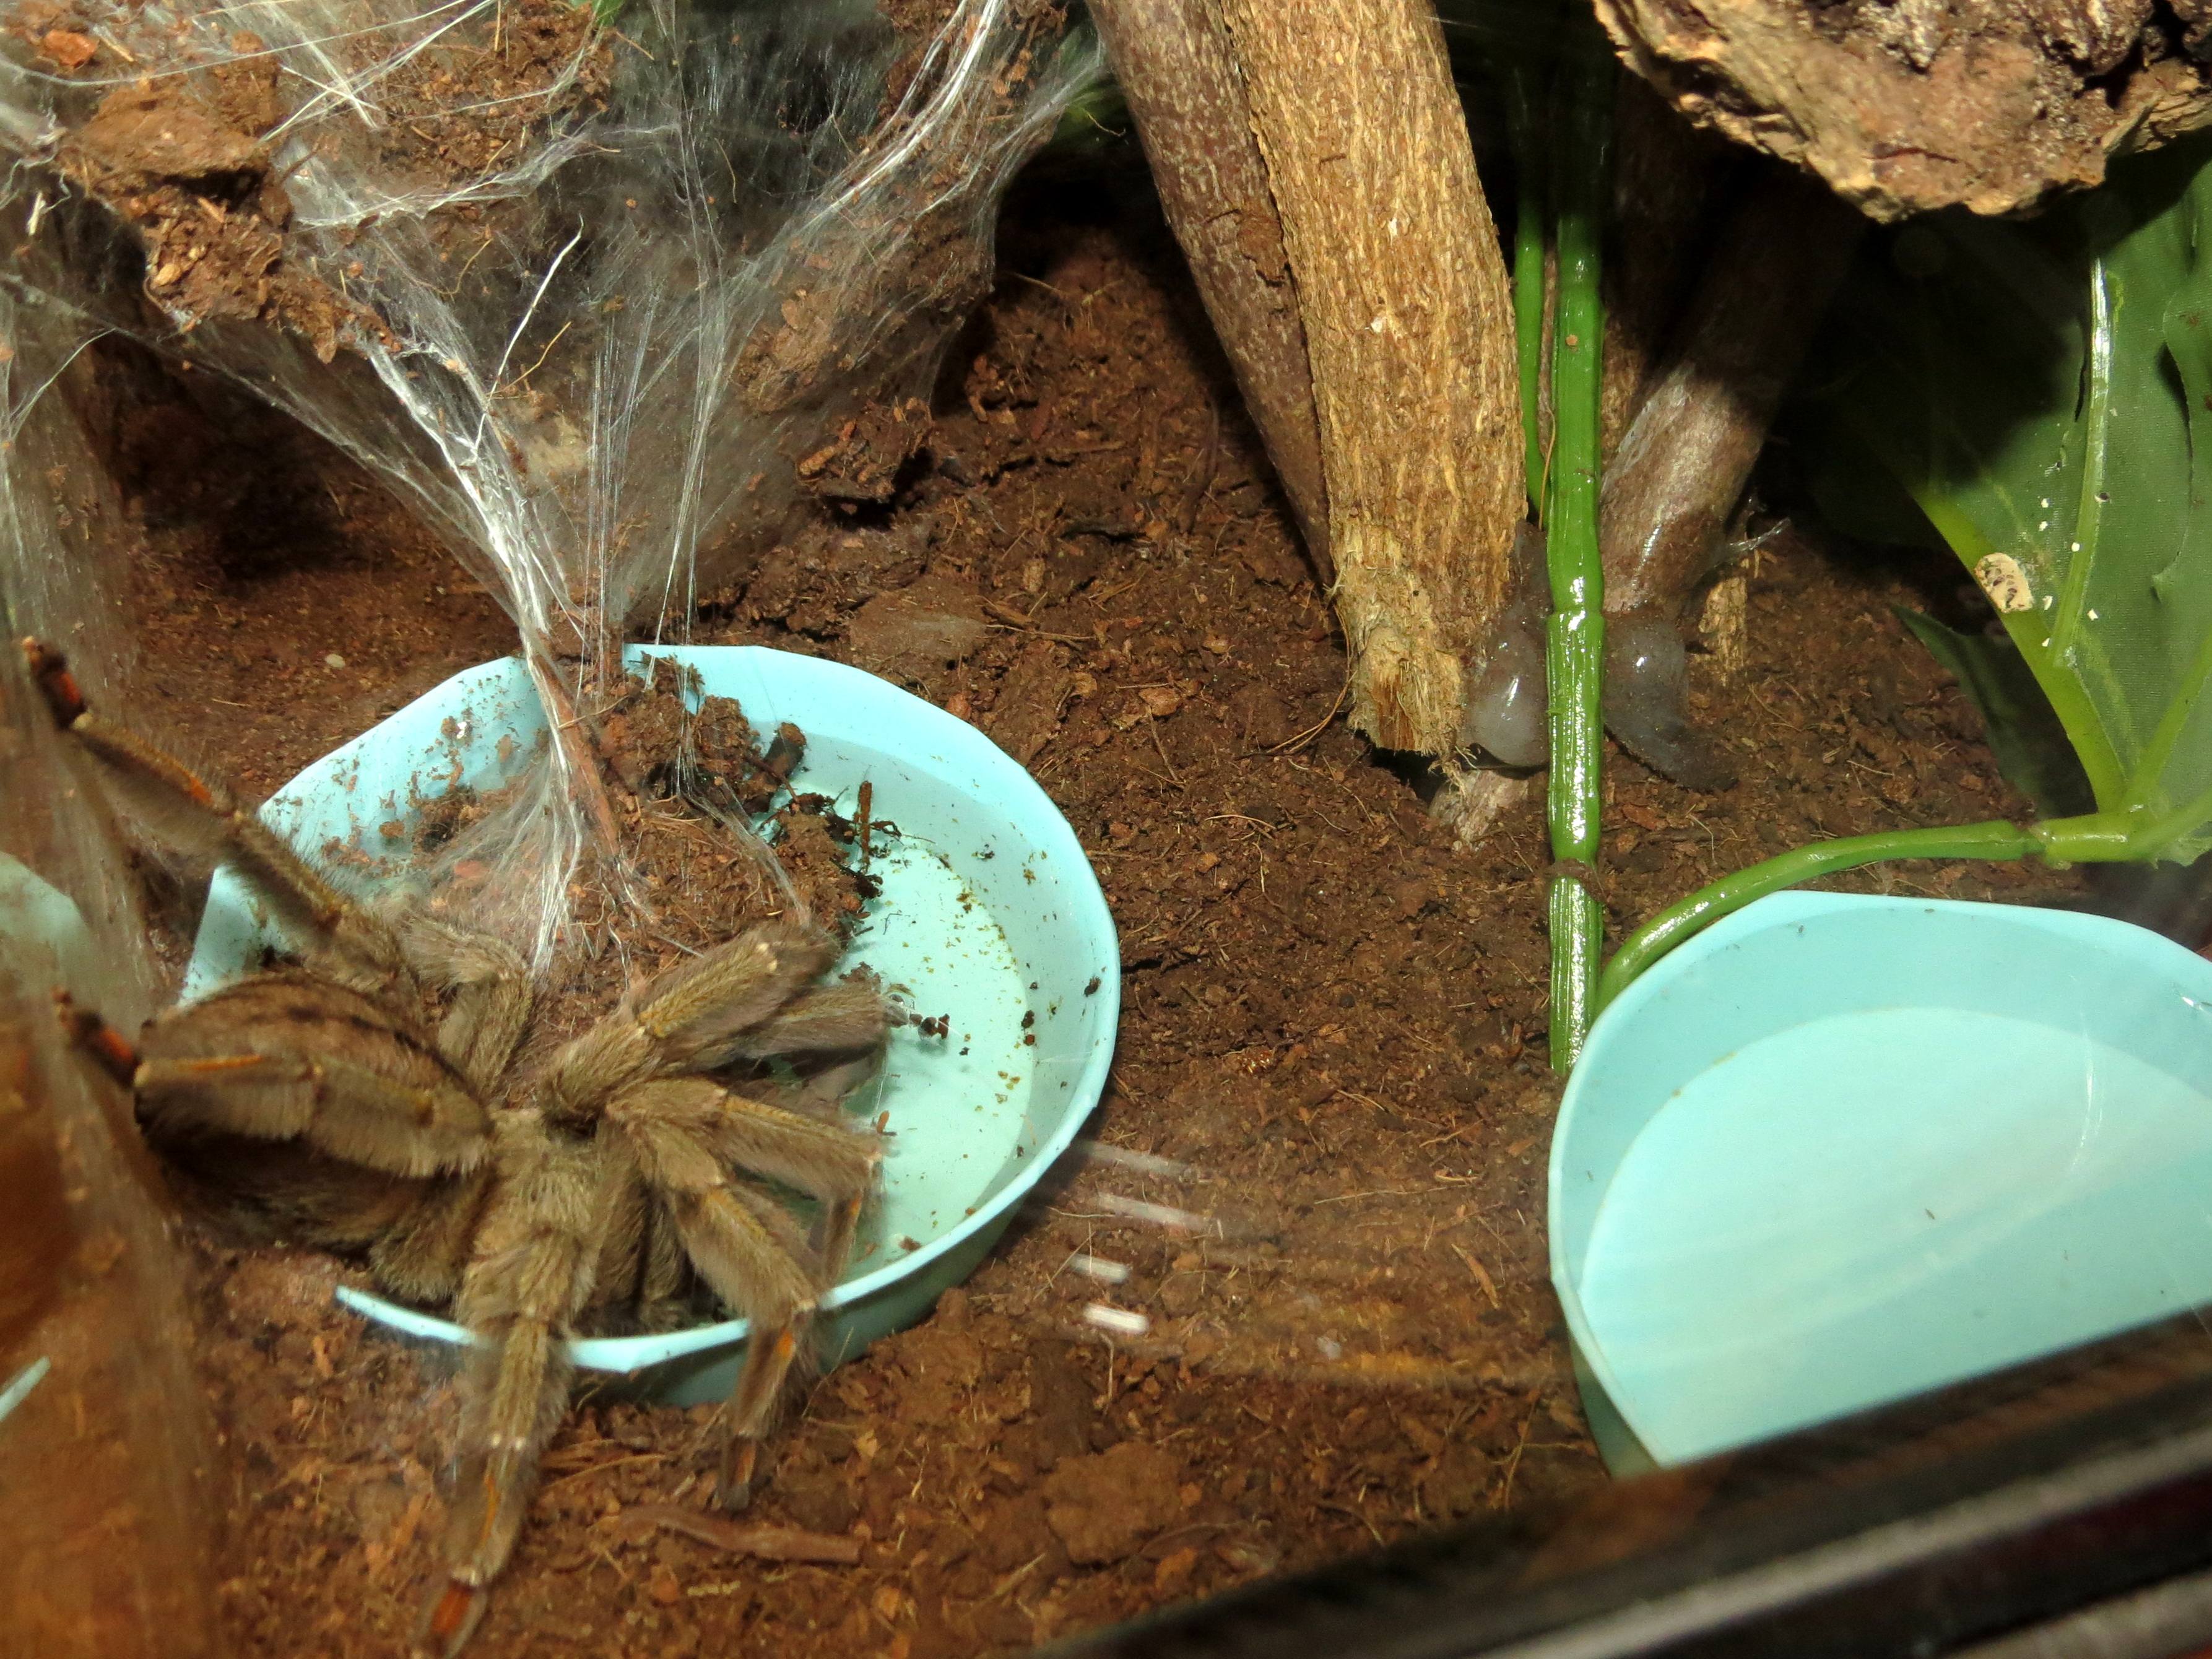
[1822,135,2212,862]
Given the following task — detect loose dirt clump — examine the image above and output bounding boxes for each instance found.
[37,0,612,357]
[589,654,875,940]
[399,652,875,1053]
[54,59,371,358]
[98,157,2087,1659]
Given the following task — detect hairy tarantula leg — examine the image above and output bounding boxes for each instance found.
[607,1081,827,1510]
[133,1049,490,1179]
[21,638,414,997]
[427,1120,602,1651]
[636,1198,690,1332]
[633,922,840,1059]
[819,1192,867,1288]
[51,990,139,1088]
[705,1090,879,1280]
[719,1314,809,1509]
[399,916,534,1094]
[544,921,839,1122]
[722,979,890,1060]
[607,1079,879,1274]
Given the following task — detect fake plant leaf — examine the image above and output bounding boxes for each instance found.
[1817,132,2212,862]
[1893,608,2095,818]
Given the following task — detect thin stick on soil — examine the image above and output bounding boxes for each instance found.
[620,1505,863,1564]
[1544,39,1613,1070]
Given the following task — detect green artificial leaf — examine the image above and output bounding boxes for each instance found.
[1893,607,2095,818]
[1818,132,2212,862]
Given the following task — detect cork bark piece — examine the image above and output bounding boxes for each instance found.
[1595,0,2212,222]
[1215,0,1522,757]
[1090,0,1332,578]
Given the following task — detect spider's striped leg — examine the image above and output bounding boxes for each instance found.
[22,638,414,996]
[58,976,492,1182]
[419,1115,606,1657]
[607,1077,879,1509]
[541,922,839,1124]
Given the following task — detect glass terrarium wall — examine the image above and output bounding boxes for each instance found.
[10,0,2212,1655]
[0,279,217,1658]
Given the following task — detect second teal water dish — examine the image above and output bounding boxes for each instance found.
[1553,891,2212,1470]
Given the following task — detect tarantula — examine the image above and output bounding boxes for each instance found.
[22,639,888,1653]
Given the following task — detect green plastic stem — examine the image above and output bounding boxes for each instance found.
[1503,61,1548,516]
[1545,44,1611,1072]
[1592,820,2044,1018]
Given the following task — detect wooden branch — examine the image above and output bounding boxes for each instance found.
[1213,0,1522,756]
[1090,0,1330,578]
[1594,0,2212,221]
[1599,170,1865,617]
[1599,74,1733,461]
[617,1505,863,1564]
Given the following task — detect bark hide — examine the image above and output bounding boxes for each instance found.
[1600,73,1736,460]
[1215,0,1522,756]
[1595,0,2212,221]
[1089,0,1332,578]
[1600,168,1866,617]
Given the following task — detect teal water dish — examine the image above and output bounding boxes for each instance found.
[186,646,1120,1404]
[1553,891,2212,1471]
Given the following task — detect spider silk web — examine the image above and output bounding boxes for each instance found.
[0,0,1097,970]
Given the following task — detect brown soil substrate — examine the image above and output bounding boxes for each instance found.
[92,172,2081,1658]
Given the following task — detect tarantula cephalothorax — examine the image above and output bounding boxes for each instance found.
[22,639,890,1653]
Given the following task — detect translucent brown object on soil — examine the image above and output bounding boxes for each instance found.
[1594,0,2212,220]
[1089,0,1332,578]
[1214,0,1522,758]
[0,303,217,1659]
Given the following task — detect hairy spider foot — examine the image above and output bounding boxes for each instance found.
[51,990,139,1089]
[718,1434,761,1511]
[416,1578,490,1658]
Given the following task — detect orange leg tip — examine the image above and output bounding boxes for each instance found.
[20,638,86,726]
[428,1585,472,1638]
[420,1580,486,1653]
[52,992,137,1088]
[717,1440,760,1512]
[774,1328,797,1359]
[89,1030,140,1086]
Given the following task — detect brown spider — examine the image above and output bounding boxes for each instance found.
[22,639,888,1653]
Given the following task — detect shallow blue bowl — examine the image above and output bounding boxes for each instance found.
[1553,891,2212,1471]
[186,646,1119,1403]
